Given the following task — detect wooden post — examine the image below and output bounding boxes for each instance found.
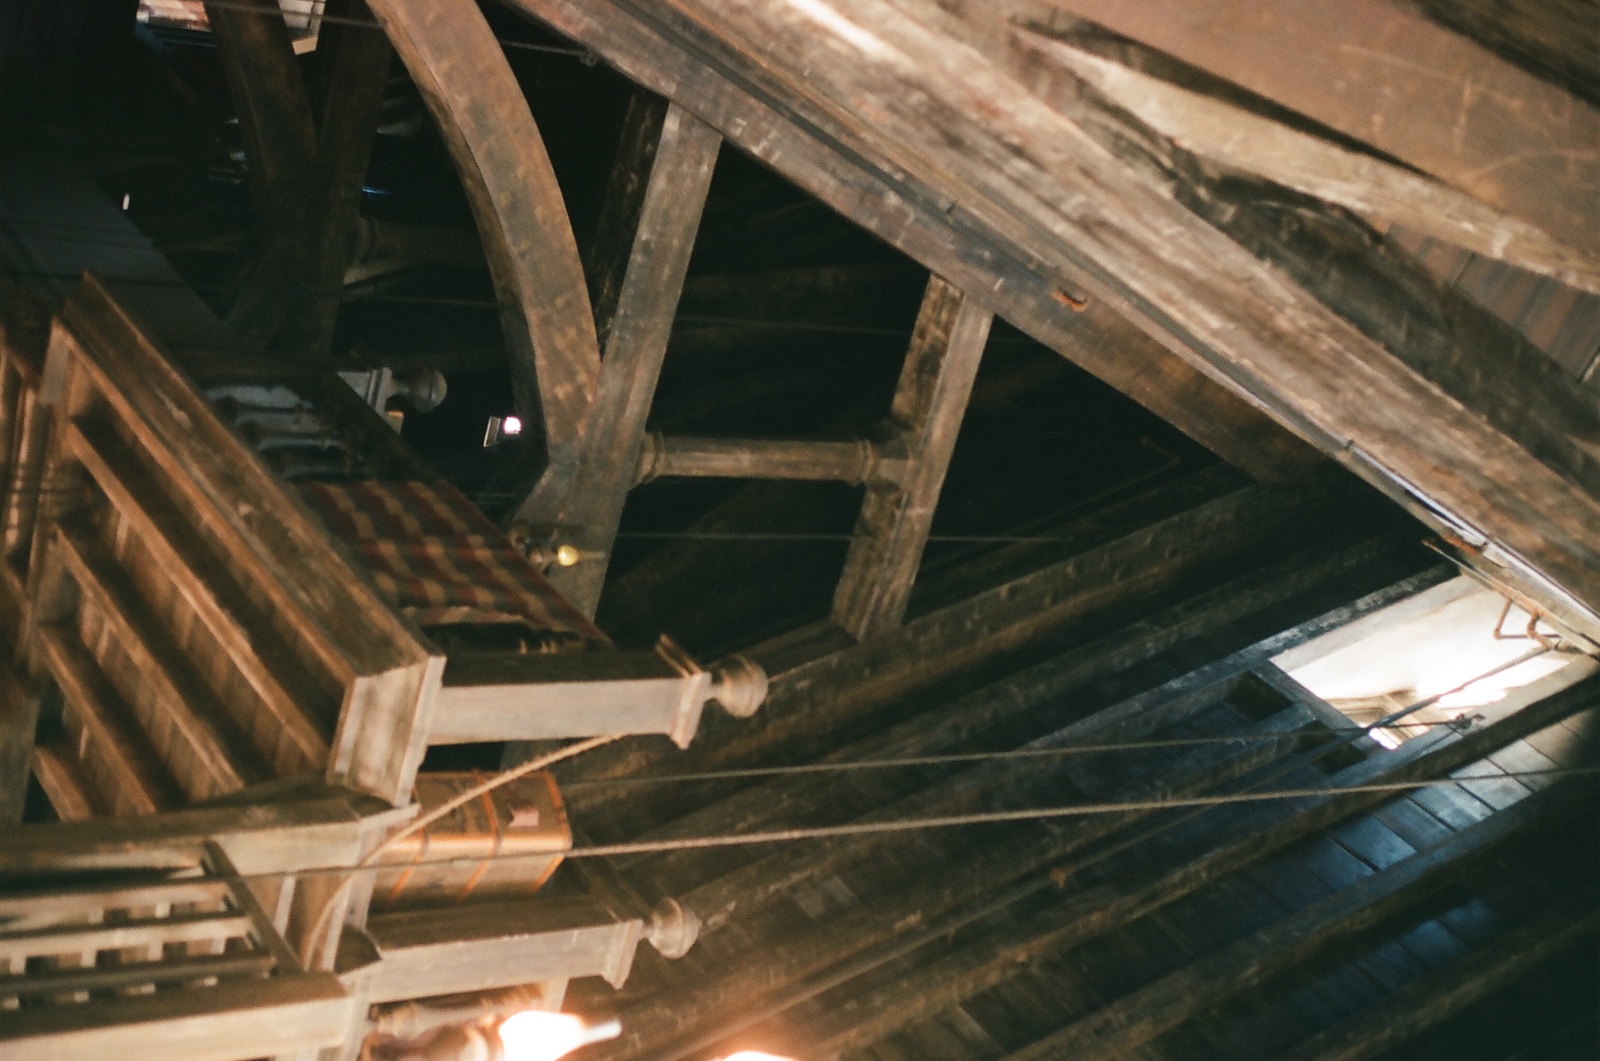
[833,276,992,640]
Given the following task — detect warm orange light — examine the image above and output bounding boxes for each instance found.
[496,1012,620,1061]
[717,1052,801,1061]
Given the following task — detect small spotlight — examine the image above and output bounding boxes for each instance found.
[483,415,523,447]
[502,415,523,436]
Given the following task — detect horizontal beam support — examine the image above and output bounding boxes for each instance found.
[634,433,900,486]
[362,899,644,1000]
[432,647,765,748]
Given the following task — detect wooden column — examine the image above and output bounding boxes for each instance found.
[529,104,722,616]
[833,276,992,640]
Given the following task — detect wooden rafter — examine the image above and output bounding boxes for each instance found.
[1044,0,1600,258]
[506,0,1600,644]
[505,0,1322,486]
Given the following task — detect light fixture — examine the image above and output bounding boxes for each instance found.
[502,415,523,437]
[496,1011,621,1061]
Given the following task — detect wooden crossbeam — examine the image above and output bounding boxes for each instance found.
[509,0,1320,486]
[1044,0,1600,258]
[833,276,992,639]
[529,103,722,616]
[633,434,894,486]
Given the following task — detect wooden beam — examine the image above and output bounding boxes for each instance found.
[0,662,40,824]
[367,0,600,465]
[362,899,644,1001]
[528,104,721,615]
[203,0,318,348]
[276,0,394,357]
[1044,0,1600,257]
[431,647,712,748]
[505,0,1320,485]
[509,0,1600,642]
[833,276,992,639]
[1025,39,1600,295]
[1277,892,1600,1061]
[1002,777,1593,1061]
[805,661,1599,1057]
[584,87,672,352]
[634,434,890,486]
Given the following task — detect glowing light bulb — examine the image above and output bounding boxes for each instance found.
[555,544,581,567]
[495,1012,620,1061]
[502,415,523,436]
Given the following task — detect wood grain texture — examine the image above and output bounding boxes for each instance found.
[1045,0,1600,255]
[367,0,600,462]
[834,275,993,640]
[505,0,1320,485]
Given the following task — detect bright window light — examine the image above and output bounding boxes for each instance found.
[1274,577,1577,745]
[496,1012,620,1061]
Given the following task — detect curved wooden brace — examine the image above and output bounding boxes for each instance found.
[366,0,601,462]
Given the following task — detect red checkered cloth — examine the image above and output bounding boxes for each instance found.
[297,480,605,645]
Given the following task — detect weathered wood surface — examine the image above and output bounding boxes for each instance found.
[635,435,887,485]
[367,0,600,469]
[507,0,1320,486]
[1001,776,1592,1061]
[509,0,1600,642]
[531,104,721,615]
[0,664,41,825]
[57,278,439,804]
[834,276,992,639]
[362,898,644,1000]
[1025,38,1600,295]
[1277,891,1600,1061]
[1044,0,1600,257]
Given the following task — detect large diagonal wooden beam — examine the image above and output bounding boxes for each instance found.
[526,104,722,614]
[1032,41,1600,295]
[504,0,1600,644]
[832,275,993,640]
[1045,0,1600,258]
[368,0,600,468]
[502,0,1321,486]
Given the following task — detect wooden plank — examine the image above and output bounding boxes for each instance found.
[35,624,179,815]
[531,103,721,615]
[366,0,601,460]
[834,275,993,639]
[0,970,353,1061]
[0,910,251,962]
[203,0,319,348]
[54,523,264,799]
[363,899,643,1000]
[584,87,672,352]
[66,419,333,771]
[507,0,1320,485]
[29,743,98,823]
[1000,778,1589,1061]
[511,0,1600,640]
[1024,39,1600,295]
[0,663,41,824]
[1277,893,1600,1061]
[1044,0,1600,257]
[0,952,274,1001]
